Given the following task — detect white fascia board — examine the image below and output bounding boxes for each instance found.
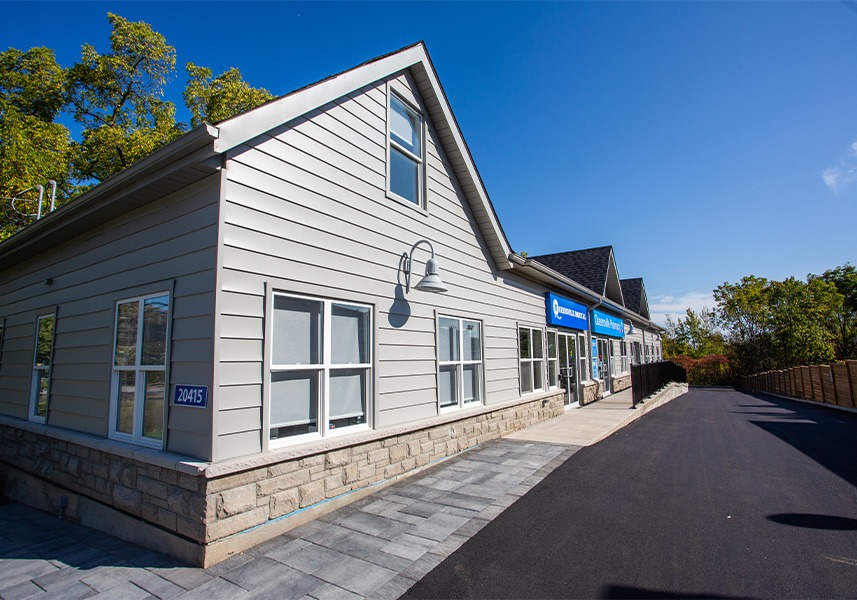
[213,46,426,153]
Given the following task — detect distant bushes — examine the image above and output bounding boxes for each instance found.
[669,355,734,386]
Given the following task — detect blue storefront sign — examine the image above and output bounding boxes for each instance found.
[173,385,208,408]
[545,293,588,331]
[591,309,625,338]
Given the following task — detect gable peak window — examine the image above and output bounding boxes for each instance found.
[388,92,425,207]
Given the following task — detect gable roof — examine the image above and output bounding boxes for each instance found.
[531,246,625,305]
[0,42,515,271]
[214,41,514,269]
[620,278,650,319]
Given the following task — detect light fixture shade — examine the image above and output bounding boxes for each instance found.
[414,257,448,293]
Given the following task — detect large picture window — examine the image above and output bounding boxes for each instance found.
[438,316,483,410]
[519,326,545,394]
[270,293,372,444]
[388,93,425,207]
[110,294,169,447]
[30,314,55,423]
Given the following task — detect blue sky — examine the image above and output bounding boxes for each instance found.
[5,1,857,324]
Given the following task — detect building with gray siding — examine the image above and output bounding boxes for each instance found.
[0,43,663,565]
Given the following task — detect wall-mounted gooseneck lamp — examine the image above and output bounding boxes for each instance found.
[403,239,448,293]
[624,319,635,335]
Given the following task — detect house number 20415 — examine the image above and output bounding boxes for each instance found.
[173,385,208,408]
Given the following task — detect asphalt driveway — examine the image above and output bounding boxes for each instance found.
[403,388,857,599]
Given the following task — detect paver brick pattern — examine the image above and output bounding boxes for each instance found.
[0,439,578,600]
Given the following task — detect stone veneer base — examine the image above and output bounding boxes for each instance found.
[0,389,564,567]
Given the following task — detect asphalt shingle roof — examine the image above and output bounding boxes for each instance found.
[620,278,644,315]
[531,246,613,296]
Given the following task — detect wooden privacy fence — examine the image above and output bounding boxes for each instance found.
[631,360,687,407]
[742,360,857,409]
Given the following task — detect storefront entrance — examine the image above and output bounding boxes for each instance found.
[596,337,613,396]
[558,332,579,407]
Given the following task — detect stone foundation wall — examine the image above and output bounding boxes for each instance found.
[612,374,631,392]
[0,390,564,566]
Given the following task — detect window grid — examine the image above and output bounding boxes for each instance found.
[110,293,169,448]
[437,316,483,411]
[270,293,372,447]
[519,326,545,395]
[30,314,55,423]
[388,92,425,207]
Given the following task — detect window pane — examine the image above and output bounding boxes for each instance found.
[391,149,419,204]
[143,371,165,440]
[35,316,54,367]
[331,303,370,364]
[521,361,533,394]
[547,331,557,359]
[115,302,138,366]
[273,296,322,365]
[533,360,544,390]
[116,371,135,434]
[390,96,420,155]
[329,368,367,429]
[270,370,319,438]
[439,364,458,408]
[141,296,169,366]
[463,364,481,404]
[463,321,481,361]
[438,317,460,362]
[548,359,558,388]
[532,329,544,359]
[519,328,531,359]
[34,370,49,418]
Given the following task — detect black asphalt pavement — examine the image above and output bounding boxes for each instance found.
[402,388,857,599]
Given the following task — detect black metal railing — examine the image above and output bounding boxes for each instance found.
[631,360,687,407]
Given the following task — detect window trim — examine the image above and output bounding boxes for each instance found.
[386,87,427,210]
[546,330,559,389]
[29,312,56,424]
[518,324,546,395]
[108,292,170,449]
[268,291,373,449]
[437,315,485,413]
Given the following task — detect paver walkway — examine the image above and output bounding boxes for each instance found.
[0,383,683,600]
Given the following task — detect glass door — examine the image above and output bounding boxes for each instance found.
[558,332,578,406]
[597,337,612,396]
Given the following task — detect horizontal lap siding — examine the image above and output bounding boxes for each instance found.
[0,177,220,460]
[216,74,547,459]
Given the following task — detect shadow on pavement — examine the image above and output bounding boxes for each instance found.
[767,513,857,530]
[601,585,750,599]
[747,393,857,490]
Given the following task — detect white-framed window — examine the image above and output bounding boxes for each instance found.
[547,330,559,388]
[270,293,372,445]
[578,332,589,383]
[110,293,169,448]
[388,92,425,207]
[519,326,545,394]
[620,340,629,373]
[30,314,55,423]
[438,316,483,411]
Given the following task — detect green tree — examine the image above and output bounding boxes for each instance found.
[813,264,857,359]
[767,276,838,367]
[0,47,71,240]
[183,63,273,126]
[66,13,183,183]
[663,307,725,358]
[714,276,774,374]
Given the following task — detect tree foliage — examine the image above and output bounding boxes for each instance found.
[812,264,857,359]
[184,63,273,127]
[0,12,274,241]
[663,307,725,359]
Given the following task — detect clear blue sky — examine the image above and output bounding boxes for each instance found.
[5,1,857,324]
